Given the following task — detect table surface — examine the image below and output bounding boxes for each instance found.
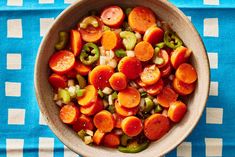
[0,0,235,157]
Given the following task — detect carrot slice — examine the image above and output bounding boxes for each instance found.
[49,50,75,74]
[157,49,170,68]
[118,57,142,80]
[135,78,148,87]
[160,63,172,77]
[59,104,80,124]
[79,16,103,43]
[144,114,170,141]
[170,46,187,69]
[156,87,178,108]
[143,26,164,45]
[115,100,138,117]
[74,61,91,76]
[101,6,125,28]
[72,115,94,132]
[168,101,187,123]
[80,98,104,116]
[128,6,156,34]
[70,30,83,56]
[109,72,127,91]
[118,87,140,108]
[89,65,114,89]
[140,65,161,85]
[103,133,120,148]
[93,129,105,145]
[134,41,154,62]
[175,63,197,84]
[93,110,115,132]
[101,30,120,50]
[173,77,195,95]
[144,79,164,96]
[121,116,143,137]
[77,85,97,106]
[66,69,77,78]
[113,113,125,128]
[48,73,67,89]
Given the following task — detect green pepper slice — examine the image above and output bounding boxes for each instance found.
[125,8,132,16]
[140,92,147,97]
[118,141,149,153]
[115,49,127,58]
[164,30,183,49]
[156,42,165,49]
[55,31,69,50]
[112,92,118,100]
[98,89,104,98]
[107,105,115,114]
[58,88,71,104]
[120,31,137,50]
[80,16,99,29]
[143,98,154,113]
[120,135,132,146]
[76,74,87,89]
[155,104,163,113]
[80,43,100,65]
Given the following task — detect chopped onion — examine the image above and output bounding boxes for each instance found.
[56,100,63,107]
[162,109,168,117]
[84,136,93,145]
[102,87,113,95]
[135,32,141,39]
[68,80,75,87]
[153,98,158,105]
[168,74,175,81]
[114,129,123,135]
[138,88,145,93]
[68,86,76,97]
[99,56,107,65]
[140,98,145,111]
[85,130,94,136]
[107,59,117,68]
[107,50,115,59]
[126,50,135,57]
[129,81,138,88]
[103,100,109,108]
[53,94,58,101]
[99,46,106,56]
[108,95,113,105]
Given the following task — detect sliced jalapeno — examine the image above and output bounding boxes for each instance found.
[156,42,165,49]
[55,31,69,50]
[80,43,100,65]
[107,105,115,114]
[78,130,86,140]
[76,89,85,97]
[115,49,127,58]
[98,89,104,98]
[118,141,149,153]
[122,22,133,31]
[143,98,154,113]
[80,16,99,29]
[76,74,87,89]
[103,25,111,31]
[120,31,137,50]
[120,135,132,146]
[125,8,132,16]
[58,88,71,104]
[140,92,147,97]
[112,91,118,100]
[155,104,163,113]
[164,30,183,49]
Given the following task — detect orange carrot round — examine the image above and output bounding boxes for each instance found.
[118,87,140,108]
[144,114,170,141]
[103,133,120,148]
[175,63,197,84]
[89,65,114,89]
[74,61,91,76]
[173,77,195,95]
[121,116,143,137]
[168,101,187,123]
[101,30,120,50]
[93,110,115,132]
[118,57,142,80]
[160,63,172,77]
[49,50,75,74]
[59,104,80,124]
[143,26,164,45]
[72,115,94,132]
[134,41,154,62]
[48,73,67,89]
[101,6,125,28]
[115,100,138,117]
[156,87,178,108]
[93,129,105,145]
[80,98,104,116]
[70,30,83,56]
[144,79,164,96]
[109,72,127,91]
[135,78,148,87]
[170,46,187,69]
[128,6,156,34]
[77,85,97,106]
[113,113,125,128]
[66,69,77,78]
[140,65,161,85]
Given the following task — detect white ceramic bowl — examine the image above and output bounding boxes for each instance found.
[34,0,210,156]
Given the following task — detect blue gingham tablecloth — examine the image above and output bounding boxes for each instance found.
[0,0,235,157]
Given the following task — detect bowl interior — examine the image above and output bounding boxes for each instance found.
[35,0,210,157]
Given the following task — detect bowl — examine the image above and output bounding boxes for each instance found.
[34,0,210,156]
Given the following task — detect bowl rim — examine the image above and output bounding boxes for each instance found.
[34,0,210,156]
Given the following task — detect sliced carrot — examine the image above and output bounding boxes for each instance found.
[72,115,94,132]
[79,16,103,43]
[168,101,187,123]
[118,87,140,108]
[66,69,77,78]
[118,57,142,80]
[160,63,172,77]
[93,129,105,145]
[173,77,195,95]
[70,30,83,56]
[80,98,104,116]
[140,65,161,85]
[89,65,114,89]
[109,72,127,91]
[175,63,197,84]
[101,30,120,50]
[74,61,91,76]
[103,133,120,148]
[59,104,80,124]
[77,85,97,106]
[135,78,148,87]
[143,26,164,45]
[101,6,125,28]
[121,116,143,137]
[115,100,138,117]
[156,87,178,108]
[144,79,164,96]
[157,49,170,68]
[49,50,75,74]
[144,114,170,141]
[170,46,187,69]
[48,73,67,89]
[93,110,115,132]
[134,41,154,62]
[113,113,125,128]
[128,6,156,34]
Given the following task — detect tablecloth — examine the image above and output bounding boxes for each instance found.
[0,0,235,157]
